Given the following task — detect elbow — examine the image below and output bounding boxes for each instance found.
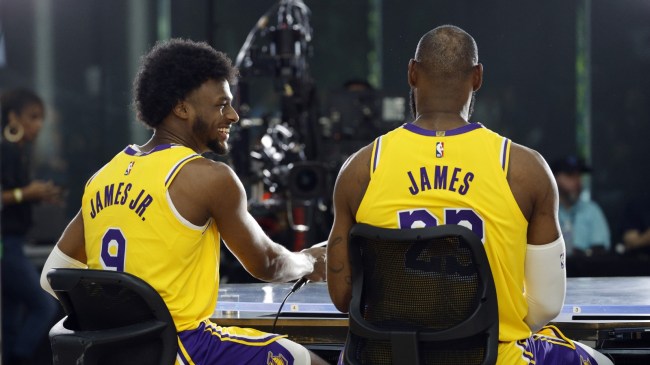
[248,264,276,282]
[40,267,57,299]
[333,300,350,314]
[525,298,564,333]
[537,303,562,323]
[328,282,351,313]
[242,251,278,282]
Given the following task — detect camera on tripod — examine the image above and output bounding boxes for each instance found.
[249,122,330,201]
[237,0,312,85]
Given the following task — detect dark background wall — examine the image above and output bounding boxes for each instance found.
[1,0,649,246]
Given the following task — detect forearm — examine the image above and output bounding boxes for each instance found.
[623,229,650,249]
[326,235,352,313]
[40,245,88,298]
[2,188,25,205]
[524,236,566,333]
[258,244,314,282]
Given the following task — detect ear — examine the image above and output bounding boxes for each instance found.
[472,63,483,92]
[408,59,418,88]
[172,101,191,120]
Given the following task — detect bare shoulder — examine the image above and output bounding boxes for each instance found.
[176,157,239,187]
[510,141,550,173]
[507,142,556,221]
[168,157,245,225]
[335,144,373,211]
[339,143,373,178]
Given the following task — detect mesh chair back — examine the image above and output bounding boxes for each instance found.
[345,224,498,365]
[47,268,177,365]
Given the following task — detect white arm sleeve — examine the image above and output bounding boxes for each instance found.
[523,236,566,333]
[40,245,88,298]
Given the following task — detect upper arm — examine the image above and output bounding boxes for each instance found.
[327,146,372,313]
[198,162,280,280]
[56,209,87,263]
[508,144,561,245]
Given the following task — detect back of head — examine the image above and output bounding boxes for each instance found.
[414,25,478,82]
[0,88,43,128]
[133,38,238,129]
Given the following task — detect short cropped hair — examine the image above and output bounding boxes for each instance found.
[133,38,238,128]
[414,25,478,80]
[0,88,43,128]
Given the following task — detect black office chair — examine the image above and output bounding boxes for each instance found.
[47,268,177,365]
[344,224,499,365]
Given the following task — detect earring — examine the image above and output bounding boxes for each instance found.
[3,120,24,143]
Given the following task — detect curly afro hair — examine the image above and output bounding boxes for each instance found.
[133,38,238,128]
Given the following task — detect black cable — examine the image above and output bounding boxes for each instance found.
[271,277,309,333]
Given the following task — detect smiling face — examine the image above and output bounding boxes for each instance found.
[186,79,239,155]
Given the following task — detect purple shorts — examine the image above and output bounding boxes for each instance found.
[337,325,604,365]
[516,325,600,364]
[177,320,298,364]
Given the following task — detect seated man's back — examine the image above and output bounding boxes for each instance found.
[326,24,613,365]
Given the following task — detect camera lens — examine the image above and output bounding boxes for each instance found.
[295,169,318,193]
[288,162,326,200]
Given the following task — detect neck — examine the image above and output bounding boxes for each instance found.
[140,125,202,154]
[413,86,473,130]
[413,111,469,131]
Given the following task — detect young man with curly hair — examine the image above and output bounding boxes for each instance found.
[41,39,328,365]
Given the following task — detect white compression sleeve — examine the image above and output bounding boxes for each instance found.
[40,245,88,298]
[523,235,566,333]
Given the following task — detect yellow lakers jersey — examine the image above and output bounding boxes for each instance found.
[82,144,221,331]
[356,123,530,344]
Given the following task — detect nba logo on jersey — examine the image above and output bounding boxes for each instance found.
[436,142,444,158]
[124,161,135,175]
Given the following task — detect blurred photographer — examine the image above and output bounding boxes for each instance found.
[552,156,611,257]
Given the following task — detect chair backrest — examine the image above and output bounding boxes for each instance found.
[47,268,177,365]
[344,224,498,365]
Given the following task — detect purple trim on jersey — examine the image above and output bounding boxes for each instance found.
[123,143,177,156]
[501,138,509,171]
[164,154,199,186]
[402,122,483,136]
[372,137,382,172]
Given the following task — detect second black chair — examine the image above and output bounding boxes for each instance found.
[344,224,499,365]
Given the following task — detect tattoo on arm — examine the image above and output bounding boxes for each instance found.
[328,236,345,273]
[330,236,342,249]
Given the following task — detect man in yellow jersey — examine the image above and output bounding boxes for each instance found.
[39,39,328,365]
[326,25,613,365]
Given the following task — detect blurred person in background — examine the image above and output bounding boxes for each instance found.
[1,88,63,364]
[552,156,611,257]
[620,197,650,256]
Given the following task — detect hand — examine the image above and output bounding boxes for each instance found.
[301,245,326,282]
[23,180,64,204]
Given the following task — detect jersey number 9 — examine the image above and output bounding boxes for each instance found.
[100,228,127,271]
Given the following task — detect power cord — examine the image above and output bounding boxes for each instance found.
[271,277,309,333]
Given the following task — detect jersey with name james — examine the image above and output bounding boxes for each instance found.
[356,123,530,343]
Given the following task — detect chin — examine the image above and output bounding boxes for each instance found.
[208,141,229,156]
